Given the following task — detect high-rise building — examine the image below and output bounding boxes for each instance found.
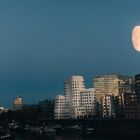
[13,96,23,110]
[93,75,120,101]
[119,75,134,94]
[134,74,140,118]
[123,93,137,119]
[93,75,134,102]
[64,76,85,118]
[54,76,96,119]
[135,74,140,95]
[115,93,125,118]
[64,76,85,107]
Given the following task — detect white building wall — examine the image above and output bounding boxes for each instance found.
[75,106,86,118]
[54,76,97,119]
[64,76,85,118]
[81,88,96,117]
[54,95,66,119]
[102,95,116,118]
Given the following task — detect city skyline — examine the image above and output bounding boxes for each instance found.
[54,75,135,119]
[3,73,136,109]
[0,0,140,107]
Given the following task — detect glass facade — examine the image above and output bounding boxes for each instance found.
[93,75,134,102]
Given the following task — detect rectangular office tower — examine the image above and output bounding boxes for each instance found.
[93,74,134,102]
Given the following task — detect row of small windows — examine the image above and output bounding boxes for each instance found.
[55,104,65,107]
[103,109,111,112]
[86,108,94,111]
[72,100,80,102]
[82,97,95,99]
[82,100,93,102]
[57,102,65,104]
[103,104,111,107]
[77,108,85,111]
[81,91,94,94]
[72,103,78,106]
[72,89,80,91]
[72,84,79,86]
[77,112,86,114]
[81,93,95,96]
[82,97,91,99]
[83,103,93,105]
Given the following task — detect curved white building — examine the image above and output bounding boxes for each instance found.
[54,76,96,119]
[64,76,85,118]
[64,76,85,107]
[54,95,66,119]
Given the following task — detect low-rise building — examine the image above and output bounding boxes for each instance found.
[54,95,66,119]
[13,96,23,110]
[38,99,54,119]
[81,88,96,118]
[0,107,8,113]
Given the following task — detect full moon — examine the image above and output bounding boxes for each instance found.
[132,26,140,52]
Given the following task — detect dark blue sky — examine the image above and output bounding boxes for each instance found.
[0,0,140,107]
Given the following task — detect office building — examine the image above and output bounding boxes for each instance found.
[13,96,23,110]
[81,88,96,117]
[101,95,116,118]
[123,93,137,119]
[93,74,134,102]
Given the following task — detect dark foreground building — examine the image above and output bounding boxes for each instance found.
[134,74,140,118]
[38,99,54,119]
[124,93,137,118]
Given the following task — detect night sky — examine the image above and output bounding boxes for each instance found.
[0,0,140,107]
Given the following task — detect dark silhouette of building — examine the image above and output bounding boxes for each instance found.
[124,93,137,119]
[135,74,140,118]
[38,99,54,119]
[115,93,125,118]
